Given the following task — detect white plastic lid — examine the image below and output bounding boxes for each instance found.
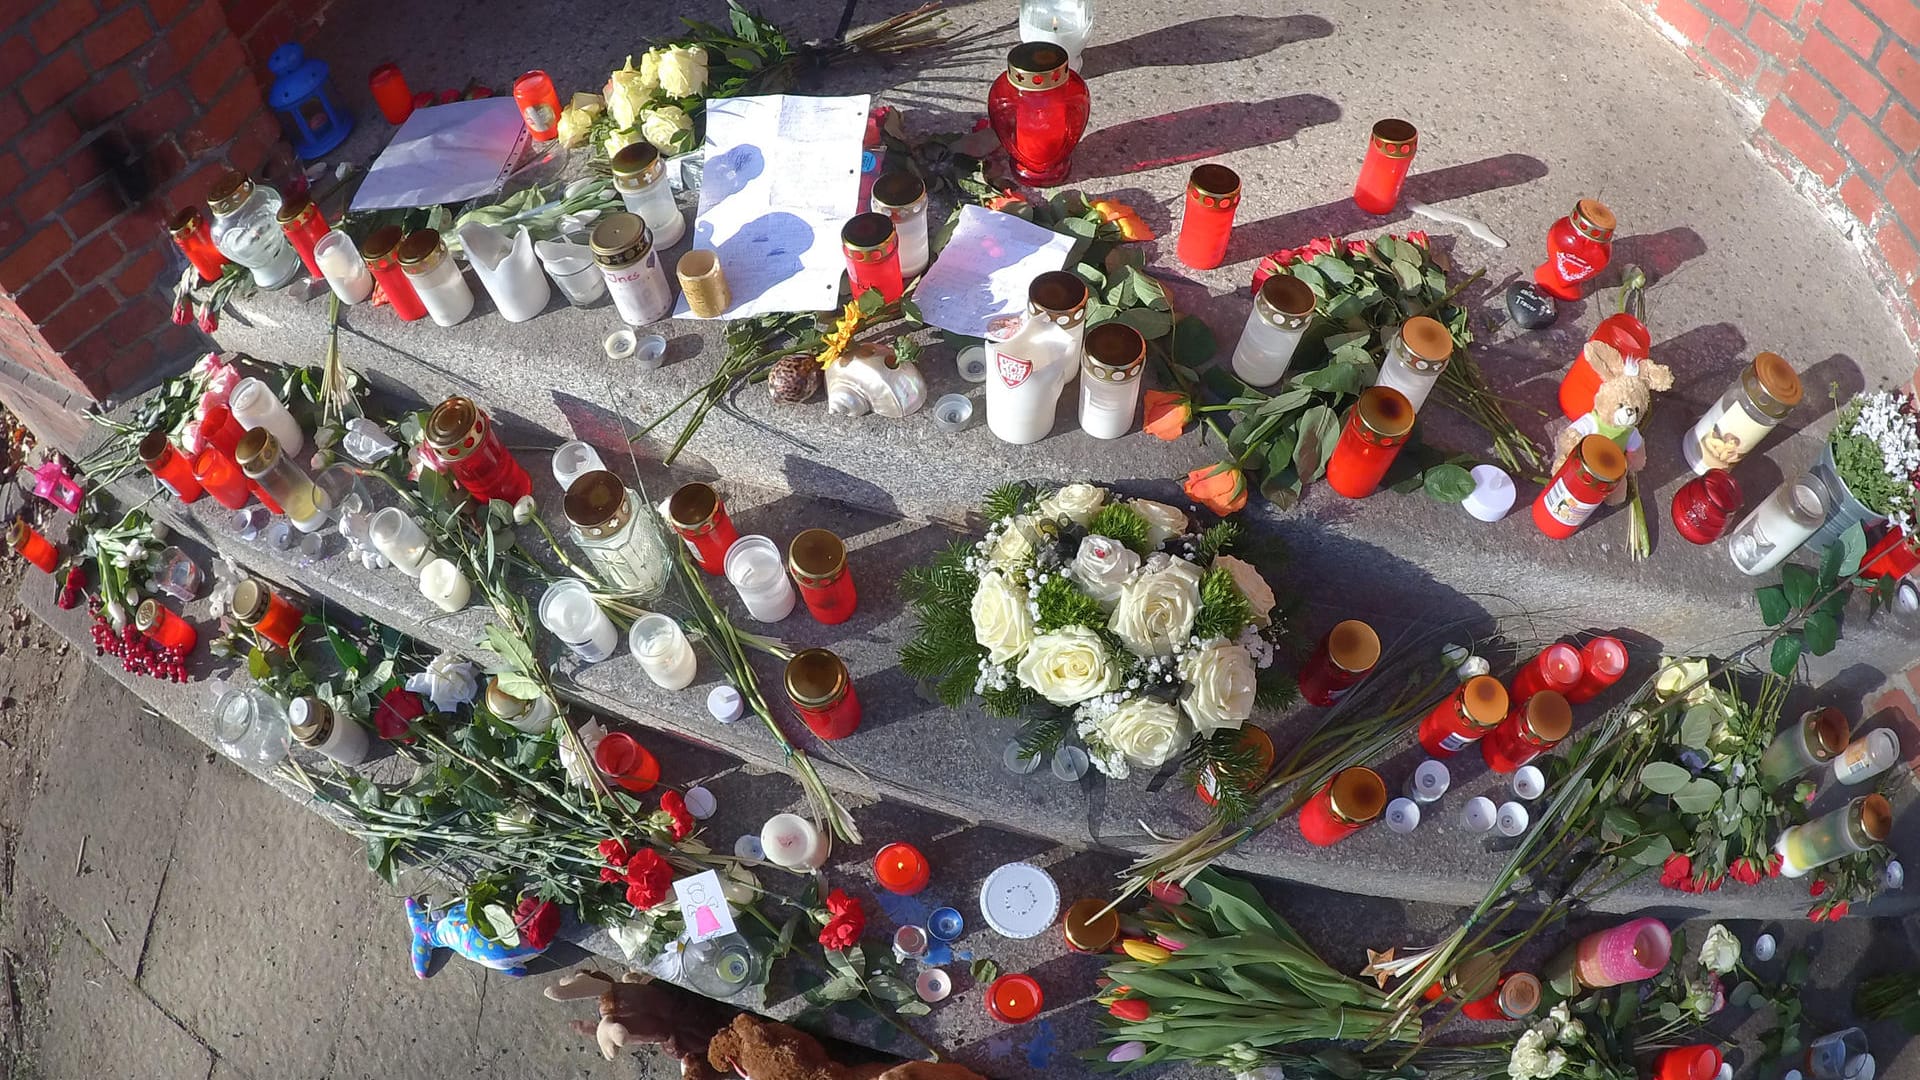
[1845,1054,1875,1080]
[1385,797,1421,833]
[1462,464,1516,522]
[979,861,1060,939]
[684,785,717,820]
[1752,933,1776,961]
[733,834,764,863]
[707,685,744,723]
[1461,796,1498,832]
[1510,765,1546,801]
[1495,801,1530,837]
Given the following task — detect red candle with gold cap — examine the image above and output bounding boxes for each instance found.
[1533,199,1616,301]
[785,648,861,740]
[873,842,931,895]
[1176,164,1240,270]
[1417,675,1509,757]
[1533,434,1628,541]
[230,578,305,650]
[1062,898,1119,954]
[666,482,740,575]
[1653,1045,1722,1080]
[139,431,204,502]
[192,445,252,510]
[512,70,562,142]
[842,213,904,304]
[1325,387,1415,499]
[424,396,531,505]
[1481,690,1573,774]
[275,193,331,280]
[788,528,857,625]
[1196,725,1274,806]
[360,225,428,322]
[986,42,1090,186]
[1297,620,1381,706]
[1353,119,1417,215]
[167,206,228,282]
[134,598,197,653]
[1461,972,1543,1021]
[1297,766,1387,846]
[7,521,58,574]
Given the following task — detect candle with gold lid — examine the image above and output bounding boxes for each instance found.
[788,529,858,625]
[1230,274,1316,388]
[667,482,740,575]
[426,396,533,505]
[289,696,370,765]
[1423,949,1501,1006]
[1325,387,1415,499]
[1297,766,1387,846]
[1297,620,1381,706]
[870,172,930,278]
[562,469,672,598]
[1681,351,1802,475]
[1417,675,1509,757]
[1462,971,1543,1021]
[235,428,330,533]
[1775,793,1891,877]
[1062,898,1119,953]
[1758,706,1850,788]
[1078,322,1146,440]
[785,648,861,740]
[1353,119,1417,215]
[842,212,904,304]
[1481,690,1572,774]
[1373,316,1453,414]
[1176,163,1239,270]
[396,228,475,327]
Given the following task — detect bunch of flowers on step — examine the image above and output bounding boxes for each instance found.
[1829,388,1919,537]
[900,482,1294,780]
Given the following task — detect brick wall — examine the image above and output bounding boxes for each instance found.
[1630,0,1920,349]
[220,0,336,92]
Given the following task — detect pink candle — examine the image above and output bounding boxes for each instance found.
[1573,917,1669,988]
[1566,636,1627,704]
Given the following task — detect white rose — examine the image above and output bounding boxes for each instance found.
[1212,554,1276,626]
[971,570,1035,664]
[1016,627,1119,705]
[1508,1029,1550,1080]
[1129,499,1188,548]
[1108,556,1201,657]
[1037,483,1107,527]
[1071,535,1139,607]
[406,652,481,713]
[1697,924,1740,974]
[1178,639,1256,736]
[987,515,1041,569]
[1542,1050,1568,1077]
[603,55,657,130]
[654,45,709,98]
[640,105,694,154]
[559,720,607,788]
[1095,697,1189,769]
[1557,1018,1584,1044]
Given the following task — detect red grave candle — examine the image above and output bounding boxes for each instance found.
[134,598,197,653]
[1567,636,1628,704]
[1325,387,1415,499]
[370,63,414,124]
[230,578,304,650]
[987,974,1044,1023]
[1670,469,1743,545]
[275,193,331,280]
[1417,675,1510,757]
[841,213,904,305]
[167,206,229,283]
[1533,434,1627,540]
[423,396,532,504]
[361,226,428,322]
[873,842,931,895]
[1559,312,1651,421]
[1196,726,1274,806]
[198,402,248,456]
[788,528,857,625]
[192,445,253,510]
[513,70,561,142]
[1654,1045,1722,1080]
[1176,164,1240,270]
[1864,529,1920,579]
[1463,972,1543,1021]
[666,482,740,575]
[1533,199,1616,302]
[139,431,204,503]
[1481,690,1573,774]
[785,649,861,740]
[7,521,58,573]
[1297,620,1381,707]
[593,732,660,793]
[1510,643,1583,703]
[987,42,1090,187]
[1298,766,1387,846]
[1353,119,1417,215]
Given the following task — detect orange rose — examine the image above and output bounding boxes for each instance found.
[1090,198,1155,241]
[1142,390,1192,441]
[1184,462,1248,516]
[986,191,1028,212]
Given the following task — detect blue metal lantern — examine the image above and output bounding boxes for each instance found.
[267,43,354,160]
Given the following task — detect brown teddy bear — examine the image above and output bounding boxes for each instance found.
[1551,340,1674,504]
[705,1013,989,1080]
[544,969,736,1077]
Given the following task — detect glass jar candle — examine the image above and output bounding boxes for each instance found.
[425,396,533,505]
[1297,619,1380,706]
[1353,119,1417,215]
[987,272,1088,445]
[1481,690,1573,773]
[1671,469,1743,544]
[1776,794,1892,877]
[274,192,330,280]
[139,431,204,502]
[1462,972,1543,1021]
[228,376,305,456]
[1533,434,1628,540]
[417,558,471,613]
[193,445,253,510]
[369,63,413,125]
[538,237,609,308]
[676,251,730,317]
[396,228,476,327]
[368,507,433,576]
[167,206,229,282]
[1417,674,1510,757]
[629,613,698,690]
[486,676,558,734]
[134,598,197,653]
[313,231,374,304]
[1758,706,1850,788]
[788,528,857,625]
[1566,636,1627,704]
[590,213,673,326]
[1230,274,1315,387]
[1681,351,1803,475]
[874,842,931,895]
[870,172,930,279]
[842,212,904,304]
[786,648,861,740]
[594,732,660,792]
[1062,897,1119,953]
[1511,643,1583,703]
[760,812,829,869]
[1833,728,1899,785]
[987,41,1091,186]
[1018,0,1093,69]
[1728,472,1827,576]
[667,482,740,575]
[360,225,428,321]
[1326,386,1415,499]
[1078,322,1145,439]
[1297,766,1387,846]
[206,170,300,289]
[725,535,797,622]
[1560,313,1652,421]
[1374,316,1453,414]
[289,696,370,765]
[212,686,291,766]
[7,521,57,573]
[512,70,561,142]
[562,469,672,599]
[1176,164,1240,270]
[235,429,331,533]
[539,578,619,662]
[1571,917,1670,989]
[1653,1046,1723,1080]
[609,143,686,249]
[230,577,304,648]
[1533,199,1616,302]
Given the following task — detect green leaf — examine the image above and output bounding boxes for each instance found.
[1307,253,1356,286]
[1072,263,1107,290]
[970,957,1000,983]
[1124,266,1166,308]
[866,975,916,1004]
[856,287,885,315]
[1639,761,1692,795]
[1740,785,1761,813]
[1771,633,1804,677]
[1624,834,1675,865]
[1602,807,1641,838]
[1673,777,1722,814]
[1422,464,1475,504]
[1820,535,1844,589]
[1390,260,1423,292]
[1060,215,1098,239]
[247,647,271,682]
[1114,307,1172,339]
[1755,585,1790,627]
[1086,301,1118,328]
[1286,263,1326,297]
[1781,564,1816,608]
[1837,522,1869,577]
[1803,612,1839,656]
[1292,405,1340,482]
[1679,704,1717,750]
[1291,361,1372,395]
[894,1000,931,1016]
[1170,317,1217,366]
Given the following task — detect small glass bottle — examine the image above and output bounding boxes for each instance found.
[1681,351,1803,475]
[986,271,1087,445]
[785,648,862,740]
[1325,387,1415,499]
[134,598,198,653]
[1017,0,1093,69]
[561,469,672,599]
[987,42,1091,186]
[206,171,300,289]
[1775,794,1891,877]
[212,686,292,767]
[368,507,433,576]
[1727,473,1827,576]
[1570,918,1670,989]
[842,212,904,304]
[230,577,305,649]
[1176,163,1239,270]
[396,228,476,327]
[313,231,374,304]
[1670,469,1743,544]
[789,528,857,625]
[235,429,331,532]
[1511,642,1583,703]
[724,534,797,622]
[228,377,305,457]
[424,396,533,505]
[360,225,428,321]
[193,445,253,510]
[274,192,330,279]
[1230,274,1315,387]
[1297,766,1387,846]
[1533,199,1616,302]
[1462,972,1543,1022]
[1533,434,1628,540]
[1078,322,1145,439]
[167,206,229,282]
[590,213,673,326]
[1758,706,1850,788]
[1566,636,1627,704]
[1417,674,1509,757]
[666,482,740,575]
[1353,118,1417,215]
[1481,690,1573,773]
[7,521,58,573]
[512,70,561,142]
[870,172,930,279]
[289,696,370,765]
[629,613,698,690]
[139,430,204,502]
[1297,619,1380,706]
[609,143,687,249]
[1374,316,1454,414]
[538,578,619,662]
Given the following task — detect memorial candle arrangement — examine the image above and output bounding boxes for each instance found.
[1176,164,1240,270]
[1297,766,1387,846]
[1352,118,1417,215]
[987,42,1090,186]
[788,529,858,625]
[1297,620,1381,706]
[667,482,740,575]
[841,212,905,304]
[784,648,861,740]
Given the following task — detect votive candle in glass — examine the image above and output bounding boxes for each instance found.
[274,192,330,280]
[760,812,829,870]
[1176,164,1240,270]
[1775,793,1891,877]
[1018,0,1092,69]
[193,445,252,510]
[1062,898,1119,953]
[1681,351,1802,475]
[785,648,861,740]
[1533,435,1628,540]
[871,172,930,279]
[1654,1046,1723,1080]
[198,401,247,456]
[1078,322,1145,439]
[1480,690,1572,774]
[1417,674,1509,757]
[667,482,740,575]
[1671,469,1743,545]
[788,529,857,625]
[591,213,673,327]
[7,521,57,573]
[397,228,476,327]
[368,508,433,576]
[369,63,413,124]
[628,613,698,690]
[360,226,428,321]
[424,396,533,504]
[1297,619,1381,706]
[842,212,904,304]
[167,206,228,282]
[987,973,1044,1024]
[1230,274,1315,387]
[725,535,797,622]
[1571,917,1670,989]
[512,70,561,142]
[1373,316,1453,415]
[1727,472,1827,576]
[987,42,1091,186]
[235,428,331,533]
[593,731,660,793]
[1566,636,1627,704]
[1325,386,1415,499]
[874,842,931,895]
[139,431,203,502]
[538,578,619,662]
[609,144,686,249]
[1353,118,1417,215]
[1298,766,1387,846]
[1758,706,1850,788]
[417,558,471,613]
[313,231,374,304]
[134,598,197,653]
[229,577,304,649]
[228,376,305,457]
[1510,642,1583,703]
[289,696,371,765]
[1461,972,1543,1021]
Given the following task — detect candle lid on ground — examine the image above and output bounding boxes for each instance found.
[1003,740,1043,774]
[1495,801,1530,837]
[980,862,1059,939]
[892,925,929,959]
[1460,796,1497,832]
[1384,797,1421,833]
[733,835,765,863]
[1462,464,1516,522]
[915,968,952,1002]
[928,907,965,942]
[1509,765,1546,801]
[1050,745,1090,781]
[684,786,717,819]
[707,685,744,723]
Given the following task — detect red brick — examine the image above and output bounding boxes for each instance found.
[1785,69,1843,124]
[1762,99,1851,182]
[13,270,75,322]
[1756,66,1789,99]
[1874,687,1920,766]
[0,35,37,88]
[1707,26,1763,81]
[14,171,73,221]
[35,285,117,351]
[85,7,151,67]
[222,0,278,38]
[1857,0,1920,42]
[1841,174,1884,222]
[29,0,95,53]
[61,230,126,284]
[1839,112,1904,175]
[1747,10,1804,62]
[241,6,296,74]
[120,88,191,150]
[182,80,262,155]
[187,40,246,104]
[1820,0,1885,52]
[141,138,187,190]
[1696,0,1754,23]
[60,184,124,240]
[1756,0,1801,17]
[0,153,24,202]
[71,68,142,126]
[111,246,164,298]
[20,49,88,113]
[18,112,81,171]
[1657,0,1714,42]
[1881,42,1920,98]
[1883,102,1920,154]
[1880,220,1920,283]
[0,226,74,292]
[1805,28,1893,112]
[1887,168,1920,234]
[107,206,163,253]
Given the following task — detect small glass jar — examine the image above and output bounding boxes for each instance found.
[539,578,619,662]
[7,521,58,573]
[235,428,331,533]
[274,192,330,279]
[396,228,476,327]
[1758,706,1850,788]
[1533,199,1616,302]
[1671,469,1743,544]
[313,231,374,304]
[360,225,428,321]
[139,430,204,502]
[212,686,292,766]
[1417,674,1509,757]
[134,598,198,653]
[609,143,687,249]
[1374,316,1453,414]
[1230,274,1315,387]
[1777,794,1892,877]
[785,648,862,740]
[590,212,673,326]
[1297,766,1387,846]
[1728,473,1827,576]
[537,237,610,307]
[789,528,858,625]
[368,507,433,576]
[676,250,730,317]
[1682,352,1803,475]
[629,613,698,690]
[424,396,533,505]
[512,70,561,142]
[1018,0,1093,69]
[230,577,304,649]
[1569,917,1670,990]
[842,212,904,304]
[666,482,740,575]
[167,206,229,282]
[987,41,1091,186]
[870,172,930,279]
[1353,118,1417,215]
[1511,642,1583,703]
[1481,690,1573,774]
[486,676,558,734]
[193,445,253,510]
[725,534,797,622]
[1461,972,1543,1022]
[1062,898,1118,954]
[1533,434,1628,540]
[228,376,305,457]
[594,732,660,792]
[369,63,413,125]
[1566,636,1627,704]
[206,171,300,289]
[561,469,672,599]
[1176,164,1239,270]
[1297,619,1380,706]
[1325,386,1415,499]
[289,695,370,765]
[1078,322,1145,439]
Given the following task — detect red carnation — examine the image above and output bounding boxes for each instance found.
[1109,999,1150,1022]
[598,838,632,867]
[824,888,860,917]
[1659,853,1693,890]
[624,848,674,911]
[817,889,865,952]
[658,791,694,842]
[515,897,561,950]
[374,687,425,741]
[1728,858,1763,886]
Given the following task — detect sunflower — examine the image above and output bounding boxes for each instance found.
[816,301,863,368]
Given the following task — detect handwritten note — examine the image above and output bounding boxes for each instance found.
[351,98,530,211]
[914,204,1076,335]
[672,870,738,944]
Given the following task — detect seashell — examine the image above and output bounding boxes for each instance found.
[822,343,927,419]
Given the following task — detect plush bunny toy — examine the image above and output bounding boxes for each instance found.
[1552,340,1674,505]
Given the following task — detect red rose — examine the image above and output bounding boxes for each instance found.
[1767,852,1784,877]
[1704,874,1724,892]
[1659,853,1693,890]
[598,838,632,867]
[658,791,694,842]
[1728,858,1762,886]
[515,897,561,950]
[374,688,425,741]
[1109,999,1150,1022]
[1829,900,1850,920]
[1809,880,1828,897]
[824,888,860,918]
[624,848,673,911]
[1403,230,1430,248]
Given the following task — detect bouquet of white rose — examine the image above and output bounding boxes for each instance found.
[901,482,1294,783]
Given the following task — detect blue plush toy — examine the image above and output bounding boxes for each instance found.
[407,897,546,978]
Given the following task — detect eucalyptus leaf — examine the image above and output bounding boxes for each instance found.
[1422,464,1475,504]
[1639,761,1693,795]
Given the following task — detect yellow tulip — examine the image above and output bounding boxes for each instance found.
[1121,939,1171,964]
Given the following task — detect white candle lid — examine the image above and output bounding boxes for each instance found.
[1509,765,1546,801]
[1495,801,1530,837]
[1461,464,1516,522]
[684,785,717,820]
[1384,797,1421,833]
[1885,859,1904,890]
[979,861,1060,940]
[914,967,952,1002]
[1751,932,1776,961]
[1460,796,1498,832]
[708,685,744,723]
[1050,745,1090,781]
[1412,759,1451,798]
[733,834,764,863]
[1003,740,1043,774]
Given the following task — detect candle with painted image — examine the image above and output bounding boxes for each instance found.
[759,813,829,870]
[873,842,931,895]
[418,558,471,613]
[1230,274,1316,387]
[1726,472,1827,576]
